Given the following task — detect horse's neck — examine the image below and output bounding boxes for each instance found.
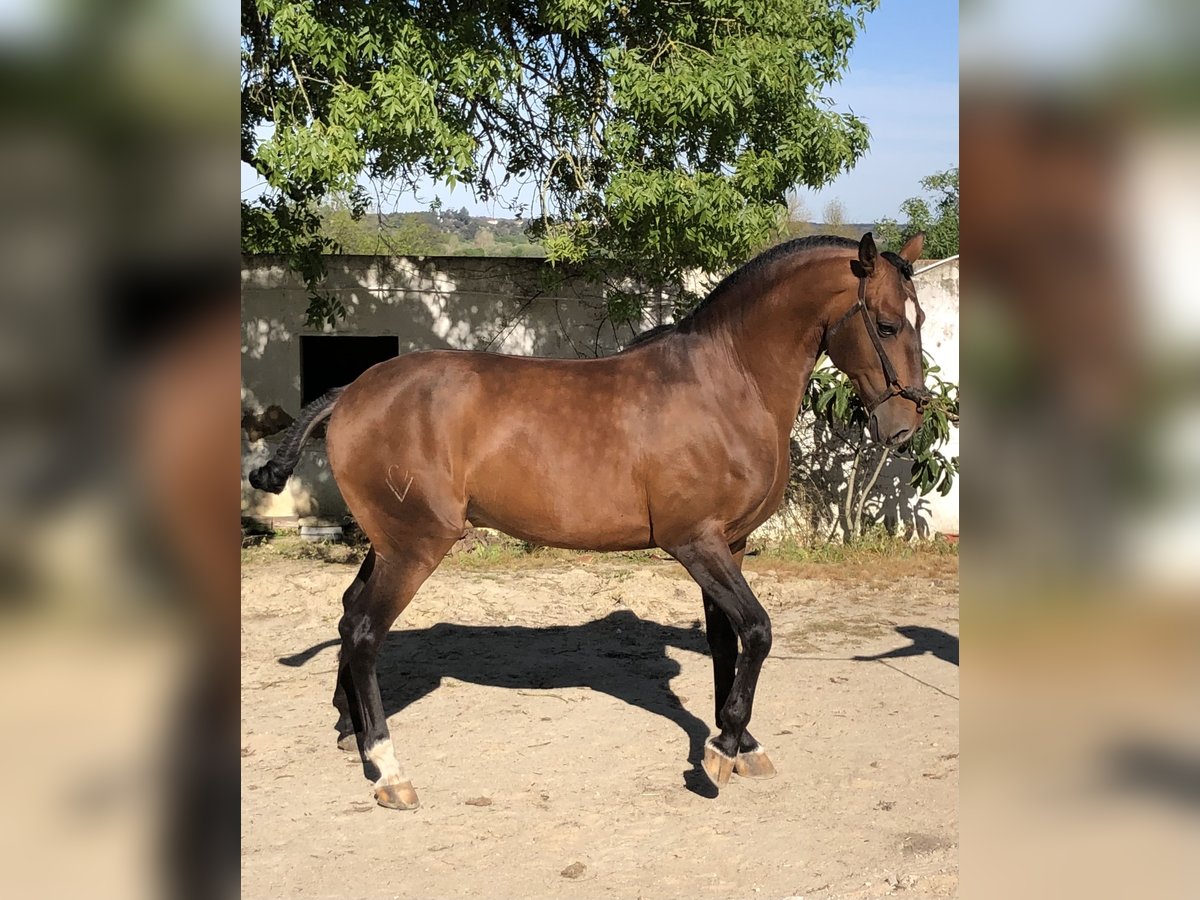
[700,256,842,426]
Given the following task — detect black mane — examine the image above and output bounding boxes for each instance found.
[623,234,914,349]
[690,234,861,316]
[881,250,914,279]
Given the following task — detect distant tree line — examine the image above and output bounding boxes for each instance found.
[312,165,958,265]
[318,199,548,257]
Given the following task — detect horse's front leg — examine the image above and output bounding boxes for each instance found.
[673,534,775,789]
[702,544,777,780]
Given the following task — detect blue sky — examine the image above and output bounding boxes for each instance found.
[802,0,958,222]
[241,1,958,224]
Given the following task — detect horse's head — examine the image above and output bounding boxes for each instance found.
[825,231,929,447]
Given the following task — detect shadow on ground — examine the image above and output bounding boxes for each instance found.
[280,609,720,797]
[853,625,959,666]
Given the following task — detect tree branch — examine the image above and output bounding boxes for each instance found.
[840,441,862,543]
[854,446,892,539]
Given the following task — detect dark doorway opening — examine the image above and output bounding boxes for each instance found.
[300,335,399,405]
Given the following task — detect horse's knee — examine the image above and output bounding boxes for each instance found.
[744,618,772,657]
[338,610,379,657]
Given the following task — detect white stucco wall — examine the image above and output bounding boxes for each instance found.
[242,255,959,538]
[758,256,960,539]
[913,257,960,535]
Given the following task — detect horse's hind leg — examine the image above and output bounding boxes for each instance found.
[333,548,375,751]
[702,544,776,780]
[671,534,773,790]
[338,535,456,810]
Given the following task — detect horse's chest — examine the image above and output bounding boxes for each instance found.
[722,436,790,529]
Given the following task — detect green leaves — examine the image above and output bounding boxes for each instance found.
[910,451,958,497]
[805,360,870,431]
[243,2,881,327]
[875,167,958,258]
[805,351,960,503]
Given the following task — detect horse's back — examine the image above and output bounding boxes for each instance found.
[326,349,665,550]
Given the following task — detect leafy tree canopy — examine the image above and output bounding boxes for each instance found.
[242,0,880,326]
[875,167,958,259]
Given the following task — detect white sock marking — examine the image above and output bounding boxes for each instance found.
[365,738,407,785]
[704,737,735,758]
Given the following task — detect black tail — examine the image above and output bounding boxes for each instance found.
[248,388,345,494]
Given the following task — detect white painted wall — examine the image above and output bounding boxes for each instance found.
[759,257,960,539]
[242,255,959,538]
[913,257,960,535]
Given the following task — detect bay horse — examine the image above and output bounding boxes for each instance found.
[249,231,929,809]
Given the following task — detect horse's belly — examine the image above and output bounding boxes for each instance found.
[466,465,652,551]
[466,494,653,551]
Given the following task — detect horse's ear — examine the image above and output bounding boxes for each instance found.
[854,232,877,277]
[899,232,925,263]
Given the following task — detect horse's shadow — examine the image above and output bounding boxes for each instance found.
[853,625,959,666]
[279,609,720,797]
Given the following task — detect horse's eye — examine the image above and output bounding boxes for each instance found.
[878,321,900,337]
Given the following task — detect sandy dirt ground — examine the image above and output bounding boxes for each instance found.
[242,550,958,900]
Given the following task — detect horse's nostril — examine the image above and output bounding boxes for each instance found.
[888,427,913,445]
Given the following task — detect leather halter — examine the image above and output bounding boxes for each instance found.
[827,274,932,414]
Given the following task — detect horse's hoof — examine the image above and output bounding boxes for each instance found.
[374,779,420,810]
[702,739,735,788]
[337,733,358,753]
[734,747,778,779]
